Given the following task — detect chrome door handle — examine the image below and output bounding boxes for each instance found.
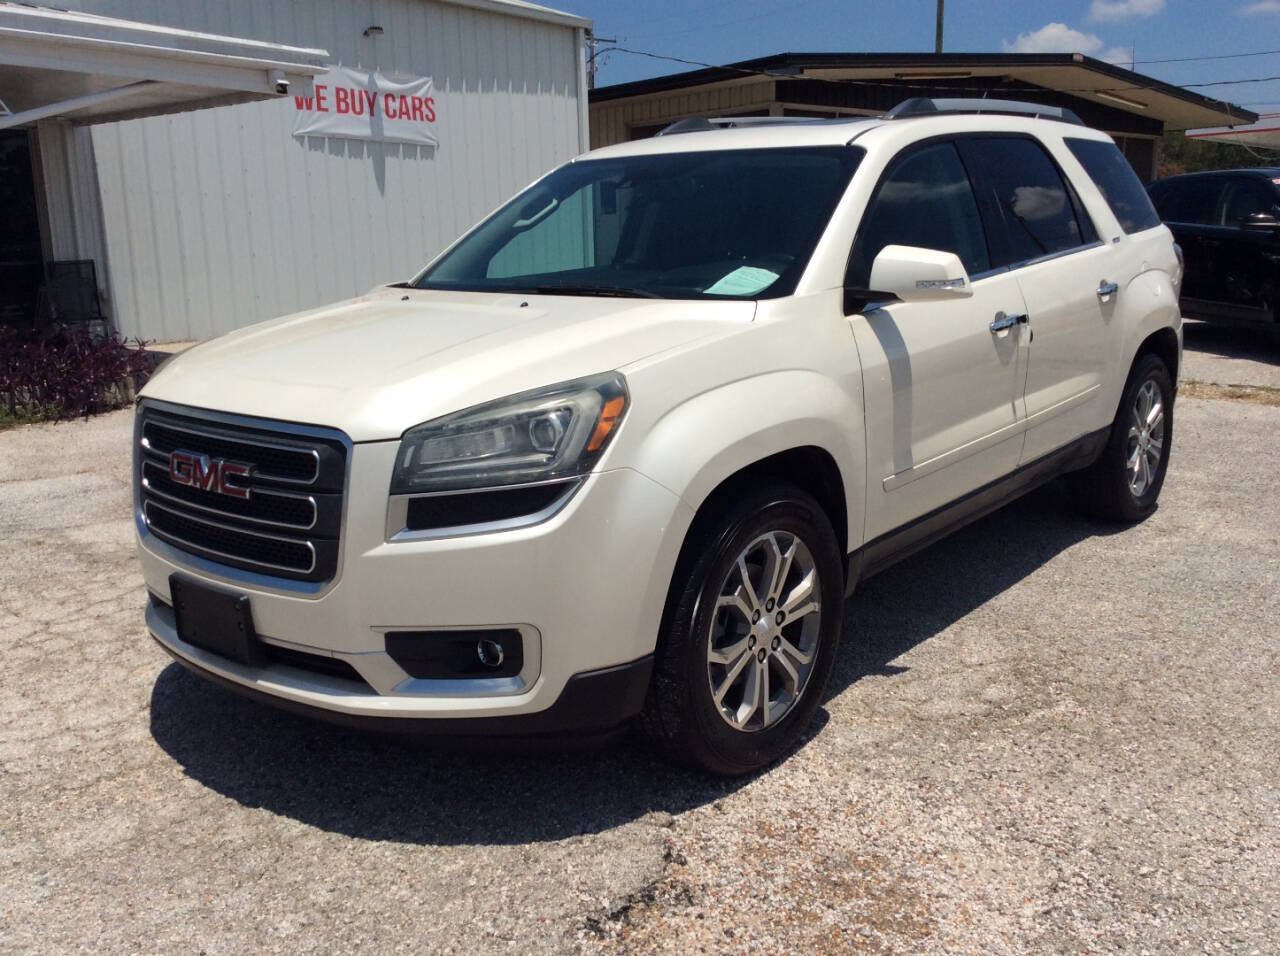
[1097,280,1119,299]
[990,311,1028,333]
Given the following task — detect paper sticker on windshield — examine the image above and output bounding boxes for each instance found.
[704,266,780,297]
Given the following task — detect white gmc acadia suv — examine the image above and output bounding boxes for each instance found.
[136,98,1182,774]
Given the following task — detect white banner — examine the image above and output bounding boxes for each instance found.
[292,65,439,146]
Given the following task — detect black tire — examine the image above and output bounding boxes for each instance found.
[1069,352,1174,522]
[639,483,844,775]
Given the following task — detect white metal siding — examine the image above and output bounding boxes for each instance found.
[34,120,109,268]
[52,0,585,341]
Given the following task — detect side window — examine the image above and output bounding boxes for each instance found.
[847,142,989,289]
[1153,177,1224,225]
[960,137,1092,267]
[1219,177,1278,227]
[1065,137,1162,234]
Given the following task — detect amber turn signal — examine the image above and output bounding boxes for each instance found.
[587,395,627,452]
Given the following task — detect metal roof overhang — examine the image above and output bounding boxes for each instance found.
[591,53,1258,133]
[0,1,328,130]
[441,0,591,31]
[1187,114,1280,150]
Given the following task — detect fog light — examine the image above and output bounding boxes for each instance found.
[476,638,505,668]
[385,628,523,679]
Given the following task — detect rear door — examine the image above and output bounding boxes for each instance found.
[847,140,1031,540]
[957,135,1112,463]
[1149,175,1227,303]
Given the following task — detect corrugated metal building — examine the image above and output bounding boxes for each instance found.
[3,0,590,341]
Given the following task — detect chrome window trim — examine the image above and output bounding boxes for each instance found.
[855,234,1109,308]
[141,413,322,486]
[969,239,1106,284]
[968,265,1010,283]
[134,398,352,599]
[385,476,583,542]
[1007,238,1106,271]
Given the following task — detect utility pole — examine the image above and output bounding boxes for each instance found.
[935,0,944,54]
[586,31,617,90]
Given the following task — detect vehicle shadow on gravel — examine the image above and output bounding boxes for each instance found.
[149,664,758,846]
[149,482,1123,847]
[1182,318,1277,364]
[824,481,1127,700]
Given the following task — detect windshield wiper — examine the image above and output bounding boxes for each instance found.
[522,284,665,299]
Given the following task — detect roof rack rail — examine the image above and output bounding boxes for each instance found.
[884,97,1085,126]
[655,115,839,136]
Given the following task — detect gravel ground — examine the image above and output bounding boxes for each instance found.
[1,334,1277,953]
[1180,318,1280,389]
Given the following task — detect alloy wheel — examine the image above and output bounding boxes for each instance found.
[705,530,822,732]
[1126,378,1165,497]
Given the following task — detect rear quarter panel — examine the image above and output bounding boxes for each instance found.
[1045,130,1182,428]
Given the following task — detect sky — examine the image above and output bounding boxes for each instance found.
[574,0,1280,116]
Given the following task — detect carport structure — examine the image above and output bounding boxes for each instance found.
[1187,113,1280,151]
[0,1,326,325]
[589,52,1258,183]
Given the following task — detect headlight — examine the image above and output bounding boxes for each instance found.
[391,372,629,494]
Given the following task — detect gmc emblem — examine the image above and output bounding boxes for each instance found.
[169,449,251,499]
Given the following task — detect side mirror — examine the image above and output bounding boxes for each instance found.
[865,245,973,303]
[1240,211,1280,232]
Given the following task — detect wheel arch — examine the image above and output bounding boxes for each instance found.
[685,445,850,561]
[649,444,854,659]
[621,369,864,561]
[1134,325,1181,384]
[620,368,863,653]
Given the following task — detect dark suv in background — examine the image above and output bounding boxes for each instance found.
[1147,169,1280,328]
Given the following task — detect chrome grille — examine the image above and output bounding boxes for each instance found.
[137,405,347,583]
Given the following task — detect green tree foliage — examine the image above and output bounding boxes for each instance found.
[1156,131,1279,178]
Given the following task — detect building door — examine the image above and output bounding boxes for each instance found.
[0,130,44,324]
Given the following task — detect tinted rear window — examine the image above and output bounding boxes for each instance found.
[959,137,1093,267]
[1066,138,1161,234]
[1148,176,1224,225]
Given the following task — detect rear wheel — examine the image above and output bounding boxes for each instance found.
[639,484,844,775]
[1070,352,1174,522]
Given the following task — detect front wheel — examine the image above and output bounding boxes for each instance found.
[639,484,844,775]
[1070,352,1174,522]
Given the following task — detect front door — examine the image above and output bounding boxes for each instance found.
[847,140,1029,540]
[1215,175,1280,316]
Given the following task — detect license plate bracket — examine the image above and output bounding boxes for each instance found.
[169,574,264,667]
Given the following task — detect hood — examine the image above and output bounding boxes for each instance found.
[141,287,754,441]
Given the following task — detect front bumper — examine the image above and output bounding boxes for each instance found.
[153,624,654,736]
[139,437,694,728]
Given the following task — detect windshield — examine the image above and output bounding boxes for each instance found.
[414,146,863,300]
